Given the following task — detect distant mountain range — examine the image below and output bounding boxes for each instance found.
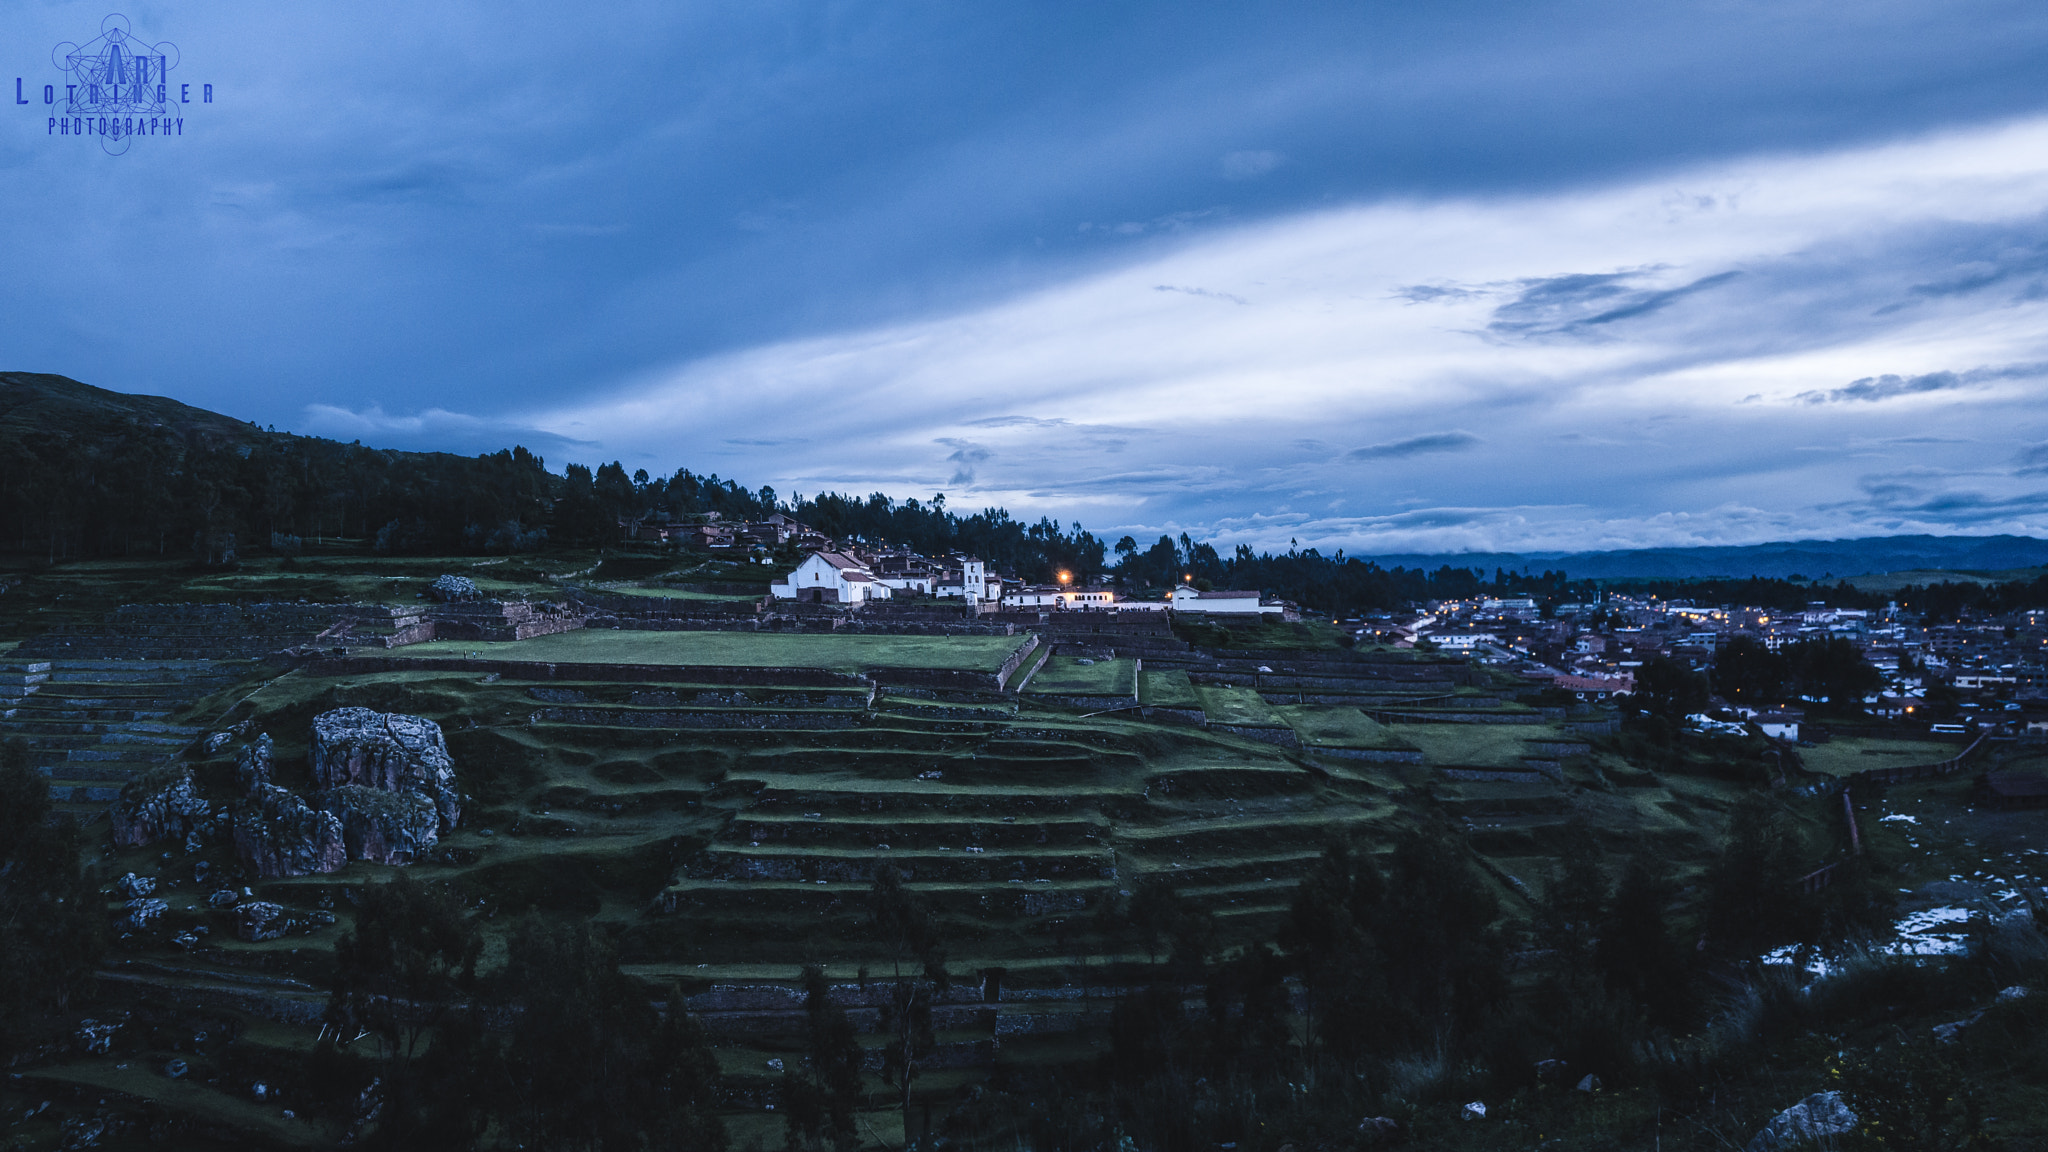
[1358,536,2048,581]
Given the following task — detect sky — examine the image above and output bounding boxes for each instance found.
[6,1,2048,555]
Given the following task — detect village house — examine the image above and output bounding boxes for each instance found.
[1166,586,1282,615]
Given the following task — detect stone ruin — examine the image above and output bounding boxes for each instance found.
[228,707,460,877]
[427,574,481,602]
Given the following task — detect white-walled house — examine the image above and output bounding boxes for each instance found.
[1167,587,1281,615]
[1001,585,1156,610]
[933,557,1002,603]
[769,551,890,604]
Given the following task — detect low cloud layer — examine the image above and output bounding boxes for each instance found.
[492,116,2048,553]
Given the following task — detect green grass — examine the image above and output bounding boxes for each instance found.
[1393,723,1561,768]
[1275,704,1416,749]
[389,629,1031,671]
[595,585,760,601]
[1842,566,2047,592]
[1026,656,1137,696]
[1796,736,1962,778]
[1139,669,1199,708]
[1194,685,1286,727]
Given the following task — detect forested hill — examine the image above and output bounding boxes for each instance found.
[1359,535,2048,581]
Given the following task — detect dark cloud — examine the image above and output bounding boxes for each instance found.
[936,438,993,485]
[965,416,1070,428]
[1486,269,1740,339]
[1346,431,1482,460]
[1795,362,2048,404]
[1391,283,1480,304]
[1154,284,1249,305]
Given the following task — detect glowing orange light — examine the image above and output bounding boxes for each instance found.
[1058,571,1072,585]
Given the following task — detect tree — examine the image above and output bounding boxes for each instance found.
[783,965,864,1152]
[1701,794,1811,959]
[322,873,483,1148]
[1635,656,1710,724]
[1276,842,1391,1066]
[871,864,949,1145]
[1782,636,1884,710]
[1594,849,1693,1028]
[0,739,103,1059]
[1713,636,1787,708]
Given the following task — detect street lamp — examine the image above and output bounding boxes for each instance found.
[1057,570,1072,586]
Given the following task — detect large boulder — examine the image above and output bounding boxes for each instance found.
[233,785,346,878]
[110,767,213,849]
[428,574,480,602]
[320,785,439,865]
[1745,1091,1857,1152]
[311,708,460,830]
[236,734,274,793]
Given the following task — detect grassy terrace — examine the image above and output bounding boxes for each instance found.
[1138,668,1199,708]
[389,629,1030,670]
[1025,655,1138,695]
[593,584,763,601]
[1275,703,1417,749]
[1393,722,1580,768]
[1796,736,1963,777]
[1194,684,1286,726]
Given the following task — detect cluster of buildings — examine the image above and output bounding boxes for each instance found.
[766,546,1288,617]
[623,512,830,554]
[1371,592,2048,736]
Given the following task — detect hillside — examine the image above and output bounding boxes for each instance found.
[1363,535,2048,581]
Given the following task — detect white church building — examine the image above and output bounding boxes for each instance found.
[769,551,890,604]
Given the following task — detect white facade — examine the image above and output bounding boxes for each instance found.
[1168,586,1279,615]
[770,551,890,604]
[1001,586,1145,610]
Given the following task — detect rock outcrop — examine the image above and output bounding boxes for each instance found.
[311,708,460,830]
[237,901,289,941]
[320,785,439,865]
[110,767,214,849]
[233,785,346,878]
[428,574,481,602]
[236,734,274,793]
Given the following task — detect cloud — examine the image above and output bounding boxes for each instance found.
[1486,269,1741,339]
[2017,442,2048,475]
[965,416,1070,428]
[1346,431,1483,461]
[1154,284,1248,305]
[1794,362,2048,404]
[724,437,808,447]
[936,438,993,485]
[1220,150,1283,180]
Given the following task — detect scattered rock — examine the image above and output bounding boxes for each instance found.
[114,872,155,899]
[1534,1058,1568,1082]
[164,1058,189,1079]
[233,785,346,878]
[1358,1116,1399,1136]
[766,1058,784,1071]
[320,784,440,864]
[60,1114,107,1149]
[207,888,239,909]
[172,931,200,949]
[311,708,461,830]
[76,1019,119,1054]
[123,898,168,930]
[1576,1073,1602,1093]
[1745,1091,1856,1152]
[236,734,275,793]
[203,731,234,754]
[252,1081,270,1100]
[237,901,289,942]
[428,574,481,602]
[1998,985,2029,1002]
[1462,1102,1487,1121]
[110,767,212,849]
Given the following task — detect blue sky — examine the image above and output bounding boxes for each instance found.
[7,1,2048,553]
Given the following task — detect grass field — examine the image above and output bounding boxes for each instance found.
[597,585,762,601]
[1796,736,1961,777]
[393,628,1030,670]
[1138,669,1199,708]
[1841,567,2047,592]
[1026,656,1138,695]
[1275,704,1415,749]
[1195,684,1286,726]
[1393,723,1568,768]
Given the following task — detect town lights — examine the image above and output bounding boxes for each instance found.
[1057,571,1071,585]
